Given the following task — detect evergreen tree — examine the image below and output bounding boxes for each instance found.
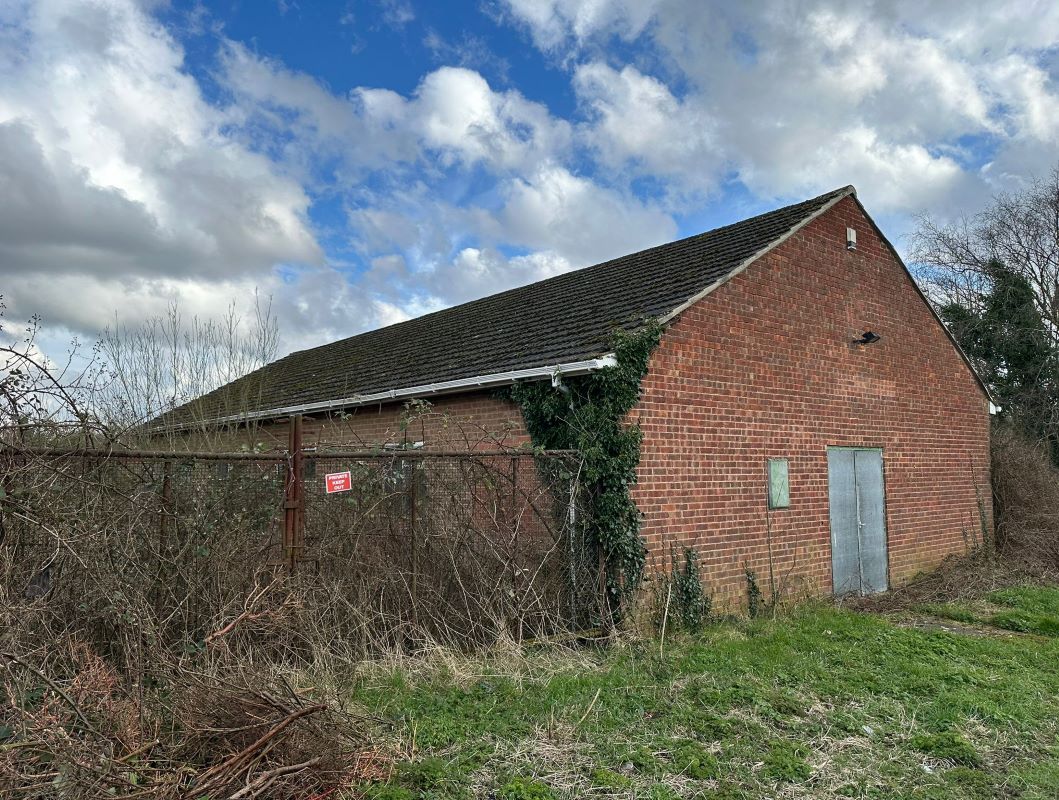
[941,260,1059,461]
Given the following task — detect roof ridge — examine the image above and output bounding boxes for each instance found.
[282,185,855,360]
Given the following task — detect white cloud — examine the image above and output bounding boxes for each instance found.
[755,126,968,212]
[219,49,676,320]
[985,55,1059,143]
[222,48,573,177]
[362,247,573,311]
[379,0,415,30]
[2,265,398,357]
[346,164,674,309]
[363,66,573,172]
[0,0,327,346]
[499,165,676,264]
[499,0,662,51]
[502,0,1059,213]
[573,62,720,192]
[8,0,1059,373]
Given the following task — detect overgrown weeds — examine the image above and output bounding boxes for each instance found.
[652,548,713,638]
[851,424,1059,618]
[991,424,1059,567]
[0,312,606,797]
[0,441,598,798]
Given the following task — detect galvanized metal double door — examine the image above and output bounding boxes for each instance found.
[827,447,889,595]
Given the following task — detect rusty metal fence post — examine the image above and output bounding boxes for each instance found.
[407,456,419,627]
[159,460,173,542]
[509,455,520,616]
[283,415,305,571]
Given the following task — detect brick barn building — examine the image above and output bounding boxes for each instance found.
[164,186,993,604]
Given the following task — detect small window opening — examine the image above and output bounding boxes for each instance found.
[767,458,790,509]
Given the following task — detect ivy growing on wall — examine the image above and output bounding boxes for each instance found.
[506,320,664,612]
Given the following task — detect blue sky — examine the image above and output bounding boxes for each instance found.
[3,0,1059,356]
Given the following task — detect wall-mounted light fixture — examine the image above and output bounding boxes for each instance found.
[855,330,881,345]
[846,227,857,250]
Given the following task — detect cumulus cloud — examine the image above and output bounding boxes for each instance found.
[502,0,1059,214]
[572,62,720,193]
[498,0,662,51]
[219,48,675,318]
[370,66,572,172]
[343,163,674,315]
[0,0,326,346]
[498,166,676,264]
[222,48,573,177]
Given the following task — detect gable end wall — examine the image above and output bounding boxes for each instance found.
[632,196,992,608]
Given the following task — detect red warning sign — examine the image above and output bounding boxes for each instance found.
[325,471,352,494]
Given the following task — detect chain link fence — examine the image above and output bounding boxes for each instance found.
[302,450,599,642]
[0,444,601,653]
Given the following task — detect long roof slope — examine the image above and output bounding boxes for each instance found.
[160,186,854,426]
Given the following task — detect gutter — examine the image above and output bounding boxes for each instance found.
[155,354,618,431]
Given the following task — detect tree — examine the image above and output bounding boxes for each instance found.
[939,261,1058,457]
[912,166,1059,348]
[914,168,1059,463]
[97,294,279,429]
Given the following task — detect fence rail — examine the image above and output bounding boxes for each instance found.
[0,433,601,648]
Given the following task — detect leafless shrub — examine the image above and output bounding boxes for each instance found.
[0,443,589,796]
[991,424,1059,568]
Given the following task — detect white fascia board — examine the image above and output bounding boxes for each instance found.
[659,186,856,325]
[161,355,618,430]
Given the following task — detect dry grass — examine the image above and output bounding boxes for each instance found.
[0,634,376,798]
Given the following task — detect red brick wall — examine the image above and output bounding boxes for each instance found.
[632,196,992,609]
[189,390,530,452]
[310,391,530,450]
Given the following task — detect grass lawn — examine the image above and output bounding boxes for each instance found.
[916,585,1059,639]
[346,589,1059,799]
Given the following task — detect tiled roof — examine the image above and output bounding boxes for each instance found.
[160,186,853,425]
